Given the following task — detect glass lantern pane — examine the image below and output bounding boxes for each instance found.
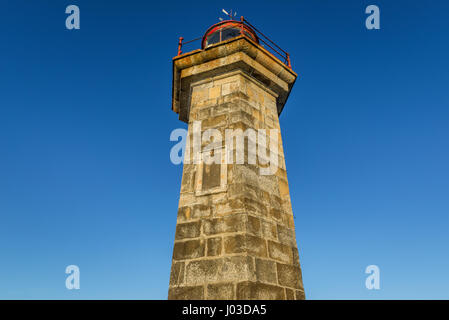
[206,31,220,46]
[221,27,240,41]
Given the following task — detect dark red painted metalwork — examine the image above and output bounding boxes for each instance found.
[177,37,183,56]
[242,17,291,68]
[201,20,258,49]
[286,53,291,68]
[176,17,292,69]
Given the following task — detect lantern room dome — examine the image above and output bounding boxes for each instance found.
[201,20,259,49]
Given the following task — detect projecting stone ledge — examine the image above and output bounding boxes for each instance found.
[172,36,298,123]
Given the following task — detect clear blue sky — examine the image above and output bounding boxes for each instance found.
[1,0,448,299]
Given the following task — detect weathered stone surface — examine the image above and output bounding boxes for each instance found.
[169,262,185,286]
[202,114,227,129]
[277,224,297,247]
[244,235,267,257]
[224,234,267,257]
[173,239,205,260]
[285,288,295,300]
[283,213,295,229]
[255,258,277,284]
[191,86,209,105]
[267,240,294,264]
[202,162,221,190]
[175,221,201,240]
[207,283,235,300]
[236,281,285,300]
[207,237,222,256]
[223,234,246,254]
[242,197,268,216]
[295,289,306,300]
[185,256,254,285]
[192,204,211,218]
[277,263,303,290]
[168,285,204,300]
[260,219,277,240]
[292,247,300,266]
[180,164,195,193]
[177,203,212,222]
[185,259,221,285]
[202,214,246,235]
[177,206,192,222]
[269,208,282,221]
[278,179,289,198]
[247,215,261,235]
[209,86,221,99]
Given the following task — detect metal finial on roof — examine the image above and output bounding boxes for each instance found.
[221,9,237,20]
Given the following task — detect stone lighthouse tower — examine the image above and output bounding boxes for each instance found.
[168,16,305,300]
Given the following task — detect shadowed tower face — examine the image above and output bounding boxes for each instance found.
[168,19,305,300]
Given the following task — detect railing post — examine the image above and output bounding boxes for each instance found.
[286,53,292,69]
[178,37,184,56]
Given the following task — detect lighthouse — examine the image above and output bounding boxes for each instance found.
[168,15,305,300]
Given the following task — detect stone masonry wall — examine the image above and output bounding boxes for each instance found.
[168,70,305,300]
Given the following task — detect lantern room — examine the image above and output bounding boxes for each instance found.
[176,15,292,70]
[202,19,259,48]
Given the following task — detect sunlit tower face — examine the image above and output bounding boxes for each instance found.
[169,14,304,300]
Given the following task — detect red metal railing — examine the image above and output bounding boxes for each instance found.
[176,16,292,69]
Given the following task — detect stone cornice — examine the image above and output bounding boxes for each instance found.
[172,36,298,123]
